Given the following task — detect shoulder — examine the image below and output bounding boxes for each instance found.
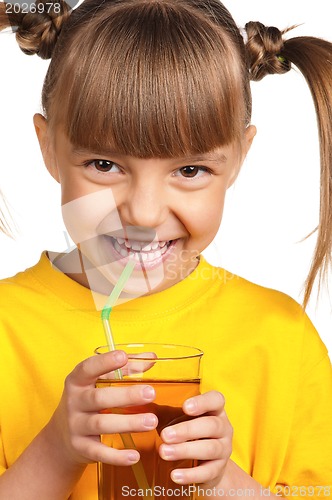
[0,253,51,305]
[202,257,302,318]
[201,259,328,362]
[0,254,44,284]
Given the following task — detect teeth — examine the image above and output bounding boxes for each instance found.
[160,244,168,255]
[113,237,172,261]
[120,247,129,258]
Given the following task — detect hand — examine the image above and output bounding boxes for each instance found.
[159,390,233,488]
[47,350,158,467]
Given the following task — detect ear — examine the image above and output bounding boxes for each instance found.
[227,125,257,188]
[33,113,60,183]
[243,124,256,156]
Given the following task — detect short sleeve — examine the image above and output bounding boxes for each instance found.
[274,314,332,499]
[0,426,7,476]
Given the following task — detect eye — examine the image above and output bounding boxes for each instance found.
[84,160,121,173]
[176,166,210,179]
[82,160,121,174]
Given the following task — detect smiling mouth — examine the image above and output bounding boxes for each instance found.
[110,236,175,262]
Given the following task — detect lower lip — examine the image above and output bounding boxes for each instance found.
[106,237,178,270]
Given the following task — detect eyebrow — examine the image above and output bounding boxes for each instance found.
[71,147,227,163]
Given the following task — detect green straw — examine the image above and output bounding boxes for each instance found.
[101,260,136,322]
[101,260,151,493]
[101,260,135,378]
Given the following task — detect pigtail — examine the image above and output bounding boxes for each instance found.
[281,37,332,307]
[0,2,24,30]
[245,22,292,81]
[245,22,332,307]
[0,0,72,59]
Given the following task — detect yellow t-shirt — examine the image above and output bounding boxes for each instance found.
[0,253,331,499]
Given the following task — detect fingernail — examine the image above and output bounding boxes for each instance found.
[163,427,176,441]
[114,350,125,363]
[128,451,139,463]
[184,398,196,413]
[142,385,155,400]
[143,414,157,428]
[171,471,184,483]
[161,445,175,459]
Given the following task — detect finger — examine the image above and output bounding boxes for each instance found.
[68,350,128,387]
[183,391,225,416]
[75,436,141,466]
[161,415,230,443]
[159,439,224,462]
[98,352,157,379]
[81,384,156,412]
[170,459,225,485]
[84,412,158,435]
[124,358,156,377]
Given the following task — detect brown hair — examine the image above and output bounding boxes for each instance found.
[245,21,332,306]
[0,0,71,59]
[1,0,250,156]
[0,1,331,305]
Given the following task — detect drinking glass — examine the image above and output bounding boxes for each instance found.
[95,343,203,499]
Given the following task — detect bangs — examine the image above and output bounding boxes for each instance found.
[45,1,247,158]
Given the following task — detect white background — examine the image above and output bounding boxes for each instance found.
[0,0,331,356]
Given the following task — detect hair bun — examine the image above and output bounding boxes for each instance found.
[14,1,71,59]
[244,21,291,81]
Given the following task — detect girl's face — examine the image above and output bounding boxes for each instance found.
[34,114,255,297]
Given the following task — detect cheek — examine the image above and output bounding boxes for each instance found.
[186,192,226,237]
[59,169,93,205]
[61,188,123,243]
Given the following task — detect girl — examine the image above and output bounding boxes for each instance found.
[0,1,331,499]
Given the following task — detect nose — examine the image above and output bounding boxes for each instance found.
[118,181,169,229]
